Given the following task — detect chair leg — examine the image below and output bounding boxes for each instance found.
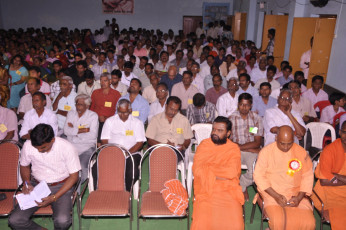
[187,213,190,230]
[137,217,139,230]
[250,203,256,224]
[130,217,132,230]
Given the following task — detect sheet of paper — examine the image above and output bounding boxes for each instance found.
[16,181,51,210]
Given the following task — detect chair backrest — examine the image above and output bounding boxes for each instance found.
[191,123,212,145]
[304,122,336,149]
[0,142,20,190]
[314,100,331,111]
[148,146,177,192]
[333,111,346,128]
[97,146,126,191]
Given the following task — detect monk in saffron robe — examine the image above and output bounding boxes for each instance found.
[254,125,315,230]
[312,121,346,230]
[192,116,244,230]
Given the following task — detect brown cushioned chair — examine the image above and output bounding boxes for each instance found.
[0,141,21,217]
[137,144,189,230]
[79,144,134,230]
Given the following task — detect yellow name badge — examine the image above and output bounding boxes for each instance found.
[104,101,112,107]
[188,99,193,104]
[0,124,7,133]
[176,128,183,134]
[304,112,309,116]
[64,105,71,111]
[126,130,134,136]
[78,125,85,129]
[89,64,93,68]
[16,70,21,75]
[103,69,108,73]
[132,111,139,117]
[206,112,210,118]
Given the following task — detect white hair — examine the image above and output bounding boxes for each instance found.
[75,94,92,106]
[100,72,111,80]
[117,99,132,110]
[61,76,74,85]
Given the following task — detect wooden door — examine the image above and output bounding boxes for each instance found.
[233,12,247,41]
[183,16,203,36]
[307,18,336,88]
[261,15,288,66]
[288,18,317,75]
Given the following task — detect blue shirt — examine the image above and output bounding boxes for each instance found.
[119,94,150,123]
[276,76,293,86]
[160,74,182,94]
[252,96,277,117]
[238,86,259,98]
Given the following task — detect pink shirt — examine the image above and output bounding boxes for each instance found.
[133,48,148,57]
[25,80,51,95]
[302,88,328,110]
[171,82,199,110]
[205,86,228,105]
[0,106,18,141]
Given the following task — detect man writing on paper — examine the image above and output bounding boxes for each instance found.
[253,125,315,230]
[9,124,81,230]
[192,116,244,230]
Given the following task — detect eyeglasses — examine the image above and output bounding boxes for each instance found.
[279,96,291,101]
[157,89,167,93]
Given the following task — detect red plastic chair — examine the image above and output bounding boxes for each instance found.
[333,111,346,128]
[314,100,331,111]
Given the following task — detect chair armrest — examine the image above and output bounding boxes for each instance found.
[80,179,89,200]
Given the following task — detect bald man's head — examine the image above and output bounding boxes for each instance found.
[276,126,294,152]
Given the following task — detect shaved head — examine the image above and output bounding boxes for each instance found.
[276,126,294,152]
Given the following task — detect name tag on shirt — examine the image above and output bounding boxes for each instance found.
[16,70,21,75]
[104,101,112,107]
[0,124,7,133]
[206,112,210,118]
[64,105,71,111]
[71,54,74,57]
[188,99,193,104]
[78,125,85,129]
[89,65,93,68]
[304,112,309,116]
[126,130,134,136]
[249,127,258,134]
[103,69,108,73]
[132,111,139,117]
[176,128,183,134]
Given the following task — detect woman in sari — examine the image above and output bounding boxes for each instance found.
[0,54,10,107]
[7,54,28,111]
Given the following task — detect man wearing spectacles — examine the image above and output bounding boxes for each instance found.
[263,89,306,146]
[148,82,169,122]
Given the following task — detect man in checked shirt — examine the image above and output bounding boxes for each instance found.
[229,93,264,201]
[186,93,216,125]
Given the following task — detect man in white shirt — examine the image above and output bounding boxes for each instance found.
[0,96,18,141]
[101,99,146,191]
[191,62,205,94]
[77,73,101,96]
[302,75,328,114]
[300,37,313,79]
[250,57,267,84]
[226,60,247,81]
[52,76,77,131]
[64,94,99,184]
[263,89,306,146]
[148,82,169,122]
[9,124,81,230]
[142,72,159,104]
[216,77,239,118]
[91,52,111,80]
[254,65,280,92]
[20,92,58,139]
[121,61,138,87]
[320,93,345,125]
[134,58,151,89]
[18,77,52,121]
[110,69,128,96]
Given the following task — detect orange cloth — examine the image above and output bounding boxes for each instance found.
[254,142,315,230]
[191,138,244,230]
[312,138,346,230]
[161,179,188,216]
